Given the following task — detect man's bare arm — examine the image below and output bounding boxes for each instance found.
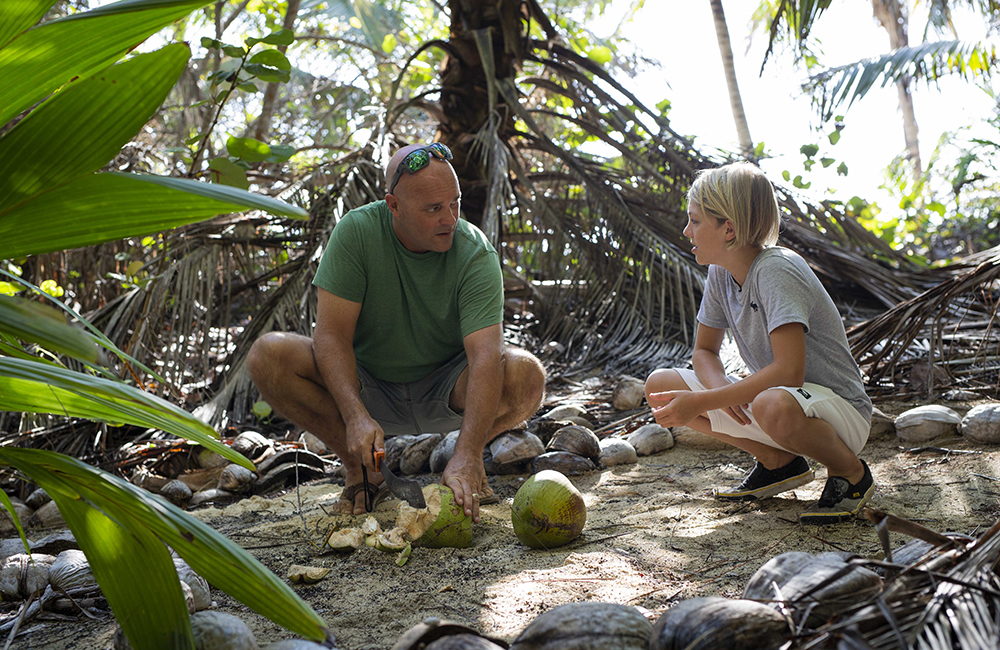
[313,288,382,469]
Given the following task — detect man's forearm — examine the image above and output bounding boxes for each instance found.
[454,352,503,454]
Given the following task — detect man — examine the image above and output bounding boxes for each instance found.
[248,143,546,522]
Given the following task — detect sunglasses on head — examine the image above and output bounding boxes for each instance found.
[388,143,453,194]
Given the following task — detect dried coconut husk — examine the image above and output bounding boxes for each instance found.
[48,549,97,592]
[509,601,650,650]
[649,596,789,650]
[0,553,56,599]
[490,431,545,466]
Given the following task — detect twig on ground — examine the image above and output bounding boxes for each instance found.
[899,446,981,456]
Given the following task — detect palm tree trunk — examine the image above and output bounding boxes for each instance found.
[709,0,754,158]
[872,0,921,178]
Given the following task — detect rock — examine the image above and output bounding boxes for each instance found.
[611,376,646,410]
[231,429,272,460]
[430,431,461,474]
[743,551,882,626]
[400,433,443,475]
[649,596,788,650]
[546,425,600,461]
[0,538,28,561]
[490,431,545,466]
[160,479,193,505]
[25,488,51,511]
[190,611,259,650]
[961,403,1000,444]
[28,500,64,529]
[30,530,77,556]
[895,405,962,442]
[385,435,417,472]
[627,424,674,455]
[299,432,328,455]
[510,601,650,650]
[598,438,638,467]
[174,558,212,611]
[529,451,596,476]
[540,405,589,421]
[869,407,895,439]
[218,464,257,494]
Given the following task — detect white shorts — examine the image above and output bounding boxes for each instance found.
[674,368,870,455]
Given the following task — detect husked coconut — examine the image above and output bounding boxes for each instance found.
[190,611,259,650]
[190,488,236,507]
[627,424,674,455]
[489,431,545,466]
[649,596,788,650]
[160,480,193,505]
[962,403,1000,444]
[28,500,65,529]
[546,425,600,461]
[173,558,212,611]
[895,405,962,442]
[425,634,505,650]
[598,438,638,467]
[529,451,595,476]
[49,549,98,591]
[611,376,646,411]
[671,425,727,450]
[541,404,589,421]
[528,419,575,445]
[385,435,417,472]
[0,497,32,535]
[510,601,650,650]
[429,431,461,473]
[260,641,330,650]
[0,553,56,599]
[869,407,895,440]
[218,464,257,494]
[193,447,229,469]
[25,488,51,510]
[231,430,271,459]
[400,433,443,475]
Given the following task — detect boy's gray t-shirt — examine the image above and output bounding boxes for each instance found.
[697,247,872,421]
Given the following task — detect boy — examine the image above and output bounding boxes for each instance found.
[645,162,873,524]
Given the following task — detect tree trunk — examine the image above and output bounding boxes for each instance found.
[251,0,301,141]
[872,0,921,178]
[709,0,754,158]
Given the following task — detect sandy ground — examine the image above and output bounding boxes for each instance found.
[8,398,1000,649]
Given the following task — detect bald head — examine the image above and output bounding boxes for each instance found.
[385,143,454,198]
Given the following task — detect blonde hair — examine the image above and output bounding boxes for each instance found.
[687,162,780,249]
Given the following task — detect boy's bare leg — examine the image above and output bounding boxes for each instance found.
[644,369,798,470]
[247,332,378,515]
[752,389,865,484]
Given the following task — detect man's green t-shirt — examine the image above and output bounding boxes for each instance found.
[312,200,504,383]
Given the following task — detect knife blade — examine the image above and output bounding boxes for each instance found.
[374,447,426,509]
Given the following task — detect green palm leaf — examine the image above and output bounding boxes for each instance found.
[0,43,191,210]
[0,0,59,49]
[0,448,332,645]
[0,173,307,259]
[0,357,253,471]
[0,295,100,364]
[0,0,212,126]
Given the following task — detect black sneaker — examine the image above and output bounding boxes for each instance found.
[799,459,874,525]
[714,456,815,501]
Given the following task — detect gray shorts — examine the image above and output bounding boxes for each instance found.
[357,353,467,436]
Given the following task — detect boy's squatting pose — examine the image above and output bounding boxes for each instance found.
[645,162,874,525]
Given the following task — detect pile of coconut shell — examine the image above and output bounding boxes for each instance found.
[379,508,1000,650]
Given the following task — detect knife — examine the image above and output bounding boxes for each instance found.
[374,446,426,509]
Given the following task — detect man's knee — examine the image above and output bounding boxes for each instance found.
[247,332,311,385]
[502,347,546,416]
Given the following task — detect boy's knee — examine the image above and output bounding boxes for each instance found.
[645,368,682,397]
[752,390,801,436]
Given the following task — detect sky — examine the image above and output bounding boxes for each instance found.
[595,1,997,215]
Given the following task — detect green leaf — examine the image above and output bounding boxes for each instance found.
[0,44,191,212]
[252,400,272,418]
[0,449,332,643]
[0,0,213,127]
[0,0,59,50]
[209,157,250,189]
[249,28,295,47]
[0,356,253,469]
[245,48,291,82]
[226,136,272,162]
[837,161,849,176]
[200,36,222,49]
[222,44,247,58]
[0,489,30,558]
[820,157,835,168]
[236,81,259,93]
[587,45,613,66]
[382,33,397,53]
[0,172,307,259]
[245,62,291,83]
[267,144,296,163]
[0,295,101,363]
[792,175,811,189]
[799,144,819,158]
[782,170,791,181]
[828,130,841,145]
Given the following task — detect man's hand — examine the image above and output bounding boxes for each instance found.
[345,415,385,470]
[441,448,491,523]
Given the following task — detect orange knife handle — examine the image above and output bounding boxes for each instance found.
[373,449,385,473]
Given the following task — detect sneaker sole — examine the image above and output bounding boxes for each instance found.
[798,482,875,525]
[713,469,816,501]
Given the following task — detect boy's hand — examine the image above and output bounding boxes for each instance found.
[724,404,752,426]
[649,390,701,428]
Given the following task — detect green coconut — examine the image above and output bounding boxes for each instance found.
[511,469,586,549]
[394,484,473,548]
